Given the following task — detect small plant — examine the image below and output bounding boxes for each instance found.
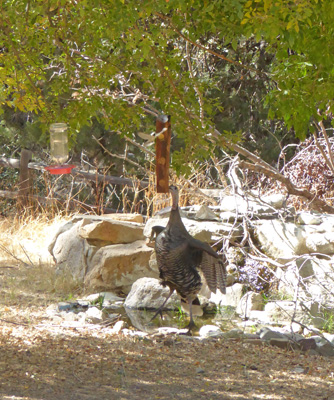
[264,290,293,303]
[204,303,223,315]
[65,293,75,302]
[322,311,334,334]
[237,258,275,295]
[174,305,186,321]
[91,294,105,310]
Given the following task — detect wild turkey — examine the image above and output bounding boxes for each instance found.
[151,185,227,330]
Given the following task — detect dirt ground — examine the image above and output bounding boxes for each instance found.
[1,261,334,400]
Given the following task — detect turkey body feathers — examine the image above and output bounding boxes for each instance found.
[153,185,227,328]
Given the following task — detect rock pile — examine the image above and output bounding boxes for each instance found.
[48,191,334,354]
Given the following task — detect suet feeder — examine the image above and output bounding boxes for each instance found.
[45,123,75,174]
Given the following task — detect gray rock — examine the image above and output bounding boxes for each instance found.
[297,212,322,225]
[221,328,244,339]
[277,258,334,310]
[305,231,334,254]
[236,292,264,317]
[264,301,315,325]
[157,327,188,335]
[194,205,219,221]
[316,340,334,357]
[323,333,334,344]
[258,327,286,341]
[253,220,308,260]
[210,283,244,308]
[82,292,124,306]
[72,213,144,224]
[85,307,104,323]
[219,194,283,214]
[49,220,89,280]
[261,193,285,209]
[124,277,179,310]
[112,320,126,334]
[58,302,73,312]
[248,310,273,324]
[298,338,317,351]
[121,329,148,337]
[199,325,223,338]
[281,332,304,342]
[269,338,295,350]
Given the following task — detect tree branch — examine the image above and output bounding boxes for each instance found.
[238,160,334,213]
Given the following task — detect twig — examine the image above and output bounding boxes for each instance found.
[124,135,155,158]
[185,41,204,127]
[154,12,263,75]
[312,129,334,175]
[238,159,334,213]
[0,318,29,326]
[19,243,34,267]
[317,121,334,174]
[0,243,29,266]
[92,135,147,173]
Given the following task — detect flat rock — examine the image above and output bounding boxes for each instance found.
[72,213,144,224]
[221,328,244,339]
[194,205,219,221]
[269,338,295,350]
[199,325,223,338]
[79,219,144,244]
[297,212,322,225]
[82,292,124,304]
[258,327,286,341]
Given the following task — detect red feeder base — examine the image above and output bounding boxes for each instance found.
[45,164,75,175]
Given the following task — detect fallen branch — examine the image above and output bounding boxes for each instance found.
[238,159,334,213]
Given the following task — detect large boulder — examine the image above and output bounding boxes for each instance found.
[49,216,155,291]
[84,240,156,293]
[253,219,308,260]
[49,220,89,280]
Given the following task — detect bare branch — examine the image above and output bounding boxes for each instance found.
[238,159,334,213]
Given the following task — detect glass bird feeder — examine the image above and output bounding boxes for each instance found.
[45,123,75,174]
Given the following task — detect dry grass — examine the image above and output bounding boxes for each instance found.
[0,213,71,265]
[0,213,82,313]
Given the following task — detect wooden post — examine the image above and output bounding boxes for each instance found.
[155,115,171,193]
[17,149,32,210]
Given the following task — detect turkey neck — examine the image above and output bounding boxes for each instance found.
[166,190,188,235]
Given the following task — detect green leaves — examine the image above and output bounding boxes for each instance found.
[0,0,333,172]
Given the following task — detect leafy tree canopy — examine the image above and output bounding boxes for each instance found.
[0,0,332,170]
